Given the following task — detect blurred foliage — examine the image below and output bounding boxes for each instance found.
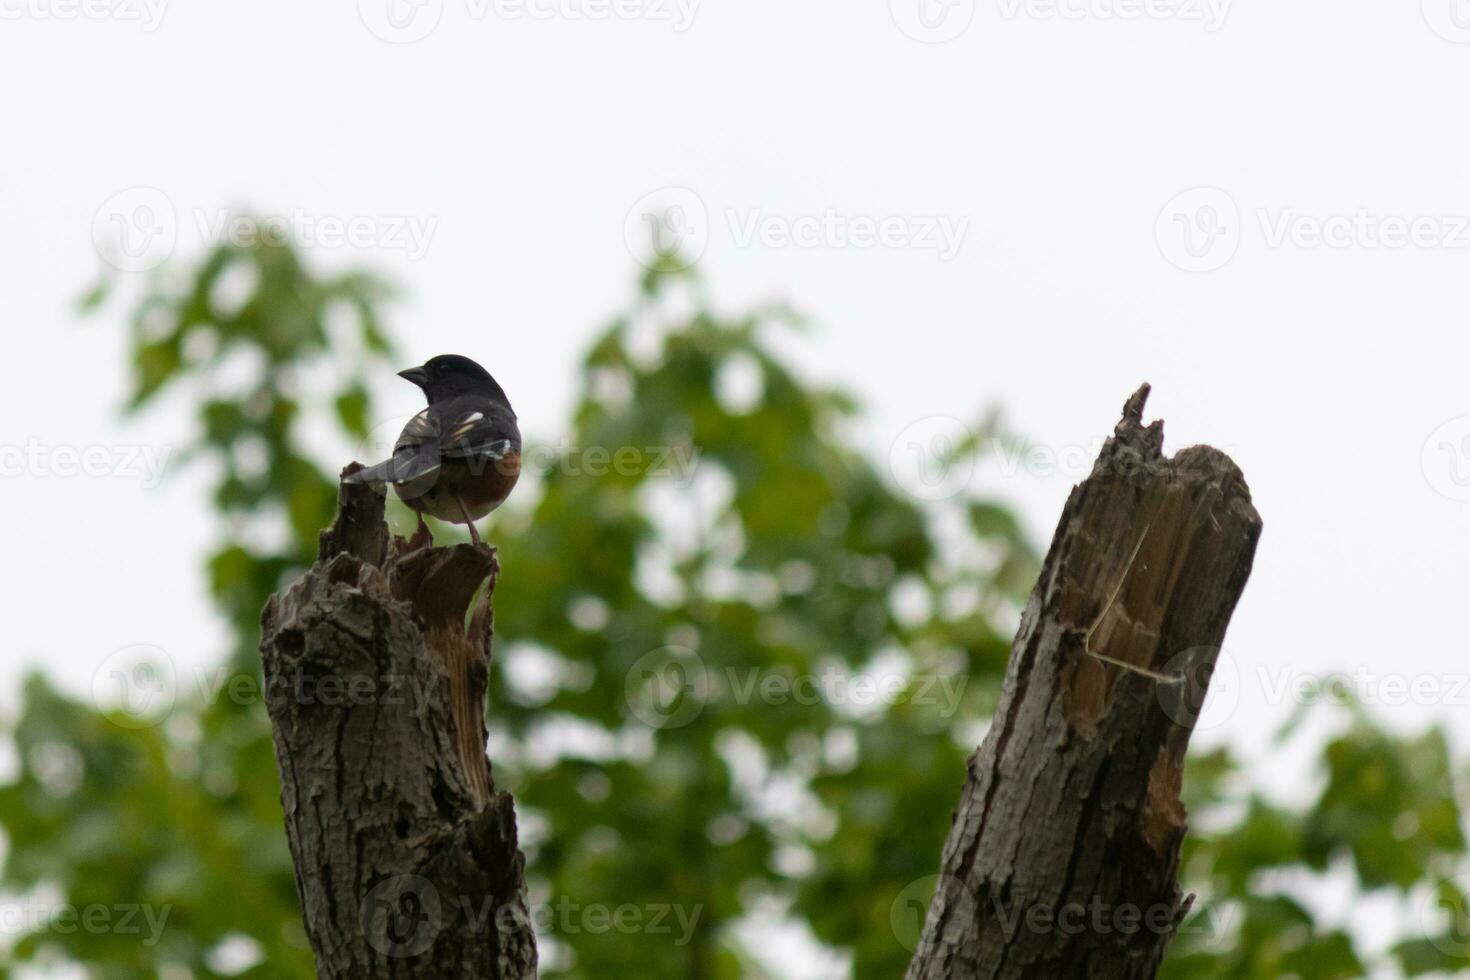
[0,238,1467,979]
[1,238,394,978]
[487,259,1032,977]
[1164,703,1470,979]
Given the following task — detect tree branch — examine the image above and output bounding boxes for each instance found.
[260,466,536,979]
[905,385,1262,980]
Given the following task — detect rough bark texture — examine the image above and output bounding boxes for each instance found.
[905,386,1262,980]
[260,466,536,979]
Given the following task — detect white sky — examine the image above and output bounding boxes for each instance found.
[5,0,1470,864]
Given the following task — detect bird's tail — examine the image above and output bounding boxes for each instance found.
[343,458,399,486]
[344,452,441,487]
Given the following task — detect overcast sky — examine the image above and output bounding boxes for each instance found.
[6,0,1470,847]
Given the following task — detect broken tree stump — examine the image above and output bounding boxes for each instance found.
[905,386,1262,980]
[259,466,536,979]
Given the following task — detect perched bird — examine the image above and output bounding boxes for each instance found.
[345,354,521,545]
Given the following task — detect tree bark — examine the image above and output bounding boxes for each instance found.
[260,467,536,979]
[905,386,1262,980]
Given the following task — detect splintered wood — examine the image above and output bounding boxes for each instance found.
[905,385,1261,980]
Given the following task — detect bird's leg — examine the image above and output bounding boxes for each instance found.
[455,496,483,546]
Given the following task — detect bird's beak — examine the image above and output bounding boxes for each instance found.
[397,366,429,388]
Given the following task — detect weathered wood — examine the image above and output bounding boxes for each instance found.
[260,465,535,979]
[905,386,1261,980]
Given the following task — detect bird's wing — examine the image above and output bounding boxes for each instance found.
[345,410,443,485]
[438,409,520,464]
[345,406,519,486]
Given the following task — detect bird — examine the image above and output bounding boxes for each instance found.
[345,354,521,546]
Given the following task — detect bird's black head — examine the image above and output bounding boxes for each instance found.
[399,354,510,407]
